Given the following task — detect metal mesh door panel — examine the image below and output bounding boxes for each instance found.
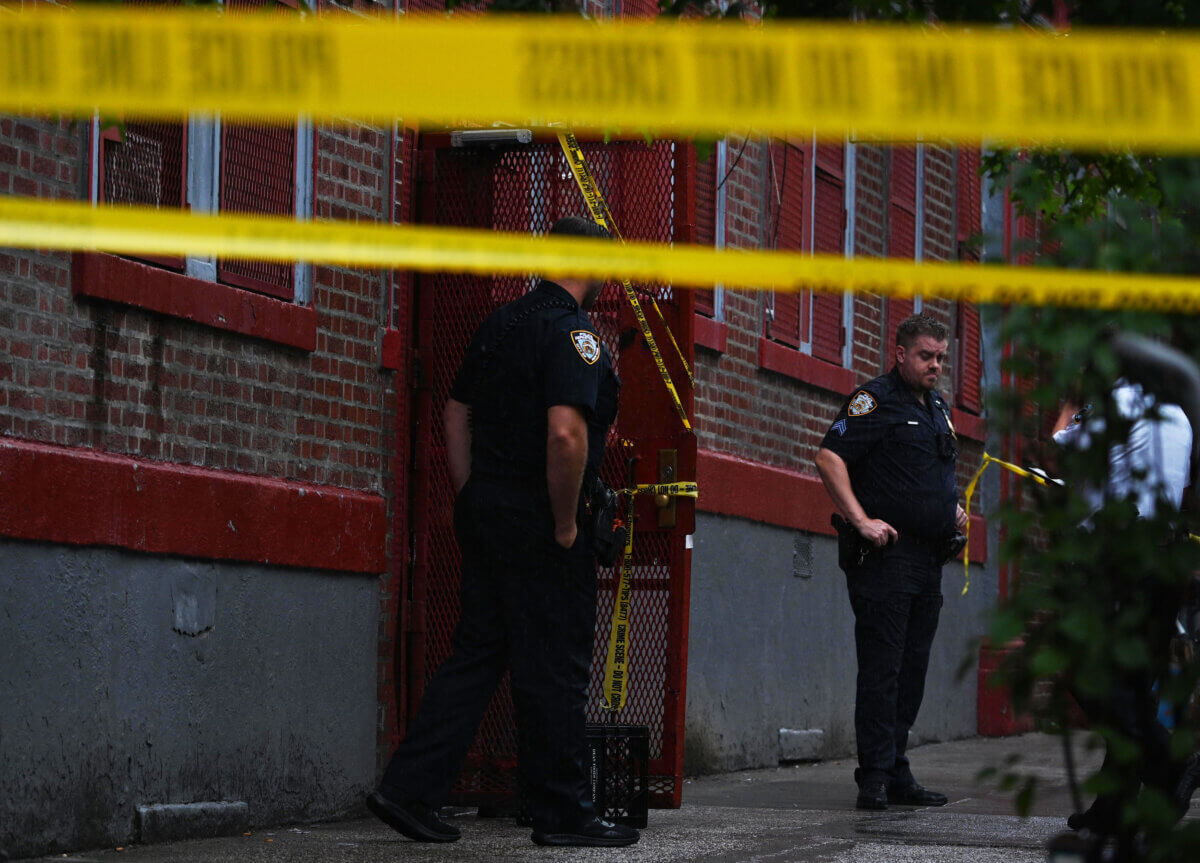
[411,138,688,807]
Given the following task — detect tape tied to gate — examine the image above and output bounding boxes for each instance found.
[7,196,1200,313]
[5,9,1200,152]
[557,133,693,432]
[602,481,699,712]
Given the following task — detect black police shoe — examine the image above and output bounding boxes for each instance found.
[366,790,461,843]
[855,781,888,810]
[887,783,948,806]
[1066,795,1119,833]
[531,817,639,847]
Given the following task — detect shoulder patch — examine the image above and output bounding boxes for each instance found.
[571,330,600,365]
[847,390,877,417]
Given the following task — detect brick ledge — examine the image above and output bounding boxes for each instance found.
[0,438,385,573]
[74,253,317,351]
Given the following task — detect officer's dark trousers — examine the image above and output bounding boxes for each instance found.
[380,477,598,833]
[846,543,944,789]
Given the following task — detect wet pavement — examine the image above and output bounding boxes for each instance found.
[23,732,1174,863]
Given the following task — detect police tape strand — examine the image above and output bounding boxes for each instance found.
[557,133,693,431]
[961,452,1053,595]
[555,135,695,388]
[6,197,1200,312]
[959,452,1200,595]
[603,492,638,712]
[602,481,699,711]
[4,8,1200,152]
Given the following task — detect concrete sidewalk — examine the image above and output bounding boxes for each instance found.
[21,733,1158,863]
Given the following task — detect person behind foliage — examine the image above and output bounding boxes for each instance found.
[1050,371,1196,836]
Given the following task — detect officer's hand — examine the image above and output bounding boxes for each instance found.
[856,518,898,548]
[955,505,969,531]
[555,523,578,550]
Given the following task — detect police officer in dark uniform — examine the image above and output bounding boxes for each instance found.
[815,314,968,811]
[366,216,635,847]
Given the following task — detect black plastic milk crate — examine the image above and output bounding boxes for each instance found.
[586,723,649,828]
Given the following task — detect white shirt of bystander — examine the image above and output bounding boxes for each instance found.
[1053,380,1192,519]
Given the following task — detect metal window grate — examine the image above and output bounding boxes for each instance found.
[99,121,187,271]
[218,122,297,299]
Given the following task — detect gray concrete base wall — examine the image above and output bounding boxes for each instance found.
[0,541,379,859]
[684,513,997,775]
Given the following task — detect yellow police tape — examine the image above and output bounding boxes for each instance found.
[960,452,1200,595]
[6,195,1200,313]
[3,8,1200,152]
[558,132,693,388]
[962,452,1052,594]
[603,481,699,712]
[557,132,693,431]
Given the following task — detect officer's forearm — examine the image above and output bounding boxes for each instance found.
[546,405,588,539]
[444,398,472,493]
[815,448,869,528]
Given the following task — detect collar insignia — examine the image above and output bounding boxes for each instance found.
[847,391,877,417]
[571,330,600,365]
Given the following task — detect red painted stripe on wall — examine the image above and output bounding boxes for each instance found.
[696,448,987,563]
[0,439,386,573]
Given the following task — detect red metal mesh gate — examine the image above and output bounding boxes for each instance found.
[407,135,695,809]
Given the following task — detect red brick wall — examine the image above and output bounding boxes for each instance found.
[1,112,407,764]
[0,116,394,489]
[0,117,82,446]
[923,145,957,263]
[853,144,887,378]
[693,138,987,491]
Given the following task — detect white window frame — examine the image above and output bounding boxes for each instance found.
[841,139,857,367]
[711,138,728,321]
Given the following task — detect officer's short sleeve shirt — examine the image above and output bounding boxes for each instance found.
[820,383,891,467]
[820,369,958,542]
[544,312,602,414]
[449,280,619,483]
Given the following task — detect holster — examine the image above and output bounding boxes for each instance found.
[831,514,873,572]
[581,474,627,568]
[937,532,968,567]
